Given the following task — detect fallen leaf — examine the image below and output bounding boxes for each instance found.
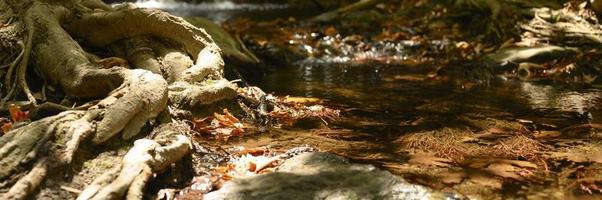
[8,104,28,122]
[0,118,11,134]
[533,131,561,139]
[1,123,11,134]
[192,109,245,141]
[469,173,503,189]
[324,26,338,36]
[409,153,453,167]
[441,171,466,184]
[485,163,529,180]
[549,152,602,164]
[282,96,322,104]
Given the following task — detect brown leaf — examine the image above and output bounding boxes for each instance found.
[324,26,338,36]
[0,118,11,134]
[469,173,503,189]
[534,131,561,139]
[409,153,453,167]
[550,152,602,163]
[485,163,527,180]
[441,171,466,184]
[222,108,240,123]
[282,96,322,104]
[465,159,537,181]
[8,104,28,122]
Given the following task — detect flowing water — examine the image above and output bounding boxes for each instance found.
[130,0,602,197]
[133,0,308,23]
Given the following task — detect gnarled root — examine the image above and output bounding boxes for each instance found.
[77,124,192,200]
[0,68,169,198]
[110,35,237,108]
[89,69,168,144]
[1,0,237,199]
[0,111,92,199]
[64,4,215,62]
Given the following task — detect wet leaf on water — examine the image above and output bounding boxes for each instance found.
[484,163,533,180]
[441,171,466,184]
[192,109,246,141]
[476,127,514,141]
[562,123,602,134]
[281,96,322,104]
[469,173,503,189]
[549,152,602,164]
[548,139,588,148]
[533,131,561,139]
[408,153,453,167]
[464,159,537,181]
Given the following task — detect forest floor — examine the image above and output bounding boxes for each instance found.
[1,0,602,199]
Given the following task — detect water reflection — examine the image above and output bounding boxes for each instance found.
[259,63,602,125]
[131,0,288,22]
[135,0,287,11]
[520,82,601,115]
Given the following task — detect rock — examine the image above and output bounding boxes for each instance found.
[483,46,578,65]
[204,152,444,200]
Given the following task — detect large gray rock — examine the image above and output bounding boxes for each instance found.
[204,152,444,200]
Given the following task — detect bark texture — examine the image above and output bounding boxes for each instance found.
[0,0,242,199]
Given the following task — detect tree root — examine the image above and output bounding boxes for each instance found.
[64,4,217,61]
[169,79,238,108]
[88,69,168,144]
[0,0,238,199]
[521,6,602,45]
[77,125,191,200]
[3,158,48,200]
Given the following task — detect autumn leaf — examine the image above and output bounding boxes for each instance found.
[549,152,602,164]
[441,171,466,184]
[8,104,28,122]
[409,153,453,167]
[0,118,11,134]
[192,109,245,141]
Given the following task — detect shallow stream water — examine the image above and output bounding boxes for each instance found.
[134,0,602,197]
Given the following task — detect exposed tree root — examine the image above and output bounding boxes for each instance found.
[3,158,48,200]
[64,4,216,62]
[0,0,245,199]
[77,126,191,200]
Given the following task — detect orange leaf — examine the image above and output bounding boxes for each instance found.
[222,108,240,123]
[8,104,28,122]
[1,122,12,134]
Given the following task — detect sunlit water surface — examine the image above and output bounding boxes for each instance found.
[124,1,602,197]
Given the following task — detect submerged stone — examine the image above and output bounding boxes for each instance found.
[204,152,444,200]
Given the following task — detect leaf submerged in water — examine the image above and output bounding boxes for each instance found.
[408,153,453,167]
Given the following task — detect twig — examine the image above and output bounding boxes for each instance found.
[60,185,82,194]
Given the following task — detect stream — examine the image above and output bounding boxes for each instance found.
[133,0,602,198]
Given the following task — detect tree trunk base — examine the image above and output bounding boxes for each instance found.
[0,0,244,199]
